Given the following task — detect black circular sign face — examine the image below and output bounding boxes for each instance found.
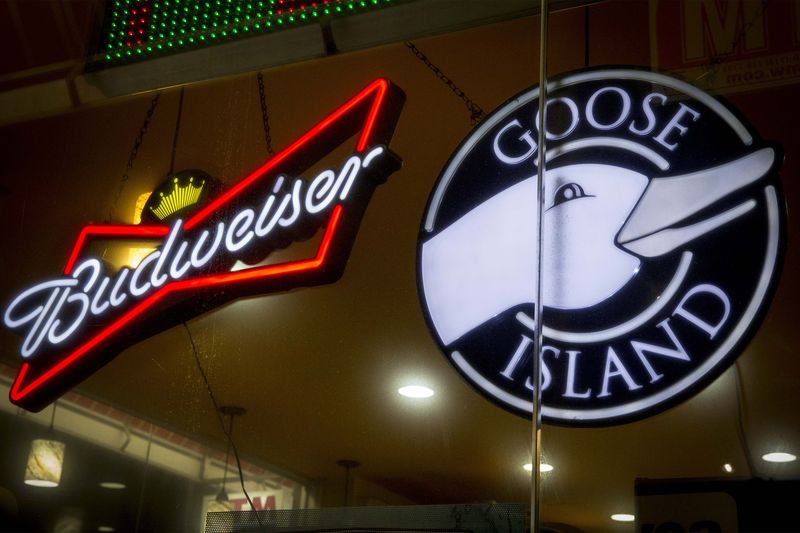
[417,68,785,426]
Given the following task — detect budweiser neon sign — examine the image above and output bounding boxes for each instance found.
[4,78,405,411]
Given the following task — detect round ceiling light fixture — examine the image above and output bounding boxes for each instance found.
[99,481,126,490]
[522,463,554,472]
[762,452,797,463]
[398,385,434,398]
[611,513,636,522]
[722,463,734,473]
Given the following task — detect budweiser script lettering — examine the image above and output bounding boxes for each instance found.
[4,146,389,359]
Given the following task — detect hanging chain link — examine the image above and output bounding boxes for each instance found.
[257,72,275,156]
[108,93,161,221]
[405,41,485,125]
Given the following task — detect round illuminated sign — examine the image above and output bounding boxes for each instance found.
[417,68,785,426]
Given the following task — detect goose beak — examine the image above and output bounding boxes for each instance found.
[617,147,775,257]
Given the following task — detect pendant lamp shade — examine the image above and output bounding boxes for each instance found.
[24,439,65,487]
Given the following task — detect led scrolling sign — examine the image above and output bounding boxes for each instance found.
[418,68,786,426]
[4,78,405,411]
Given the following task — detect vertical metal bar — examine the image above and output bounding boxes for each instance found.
[531,0,549,532]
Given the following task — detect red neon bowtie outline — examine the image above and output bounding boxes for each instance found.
[10,78,394,406]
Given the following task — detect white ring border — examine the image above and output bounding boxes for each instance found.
[424,68,753,232]
[451,186,778,421]
[423,68,776,422]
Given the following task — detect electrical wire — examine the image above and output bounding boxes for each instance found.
[48,400,57,432]
[183,321,266,531]
[169,87,186,175]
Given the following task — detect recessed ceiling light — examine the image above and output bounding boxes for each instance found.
[611,513,635,522]
[98,527,115,532]
[398,385,434,398]
[722,463,734,473]
[522,463,554,472]
[762,452,797,463]
[23,479,58,488]
[99,481,126,490]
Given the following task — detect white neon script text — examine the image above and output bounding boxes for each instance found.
[4,147,387,358]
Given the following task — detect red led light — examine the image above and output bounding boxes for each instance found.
[123,0,153,48]
[10,205,344,404]
[105,0,386,62]
[184,78,389,231]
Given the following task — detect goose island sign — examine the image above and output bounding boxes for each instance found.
[4,79,404,411]
[418,68,785,425]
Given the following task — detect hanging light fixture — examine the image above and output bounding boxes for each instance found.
[206,406,245,514]
[24,402,65,488]
[207,438,232,513]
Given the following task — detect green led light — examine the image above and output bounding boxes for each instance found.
[102,0,393,64]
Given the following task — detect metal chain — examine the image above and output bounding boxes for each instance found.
[257,72,275,156]
[108,93,161,221]
[405,41,485,125]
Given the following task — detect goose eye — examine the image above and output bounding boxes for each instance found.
[552,183,588,207]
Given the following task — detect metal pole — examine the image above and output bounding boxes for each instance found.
[531,0,549,531]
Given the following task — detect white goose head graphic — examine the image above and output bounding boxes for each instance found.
[420,147,775,345]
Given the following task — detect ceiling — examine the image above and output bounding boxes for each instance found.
[1,2,799,532]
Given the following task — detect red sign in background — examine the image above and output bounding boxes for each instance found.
[650,0,800,94]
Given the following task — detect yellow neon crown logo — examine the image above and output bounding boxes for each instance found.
[149,176,205,221]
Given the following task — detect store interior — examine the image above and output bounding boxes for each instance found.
[1,1,799,532]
